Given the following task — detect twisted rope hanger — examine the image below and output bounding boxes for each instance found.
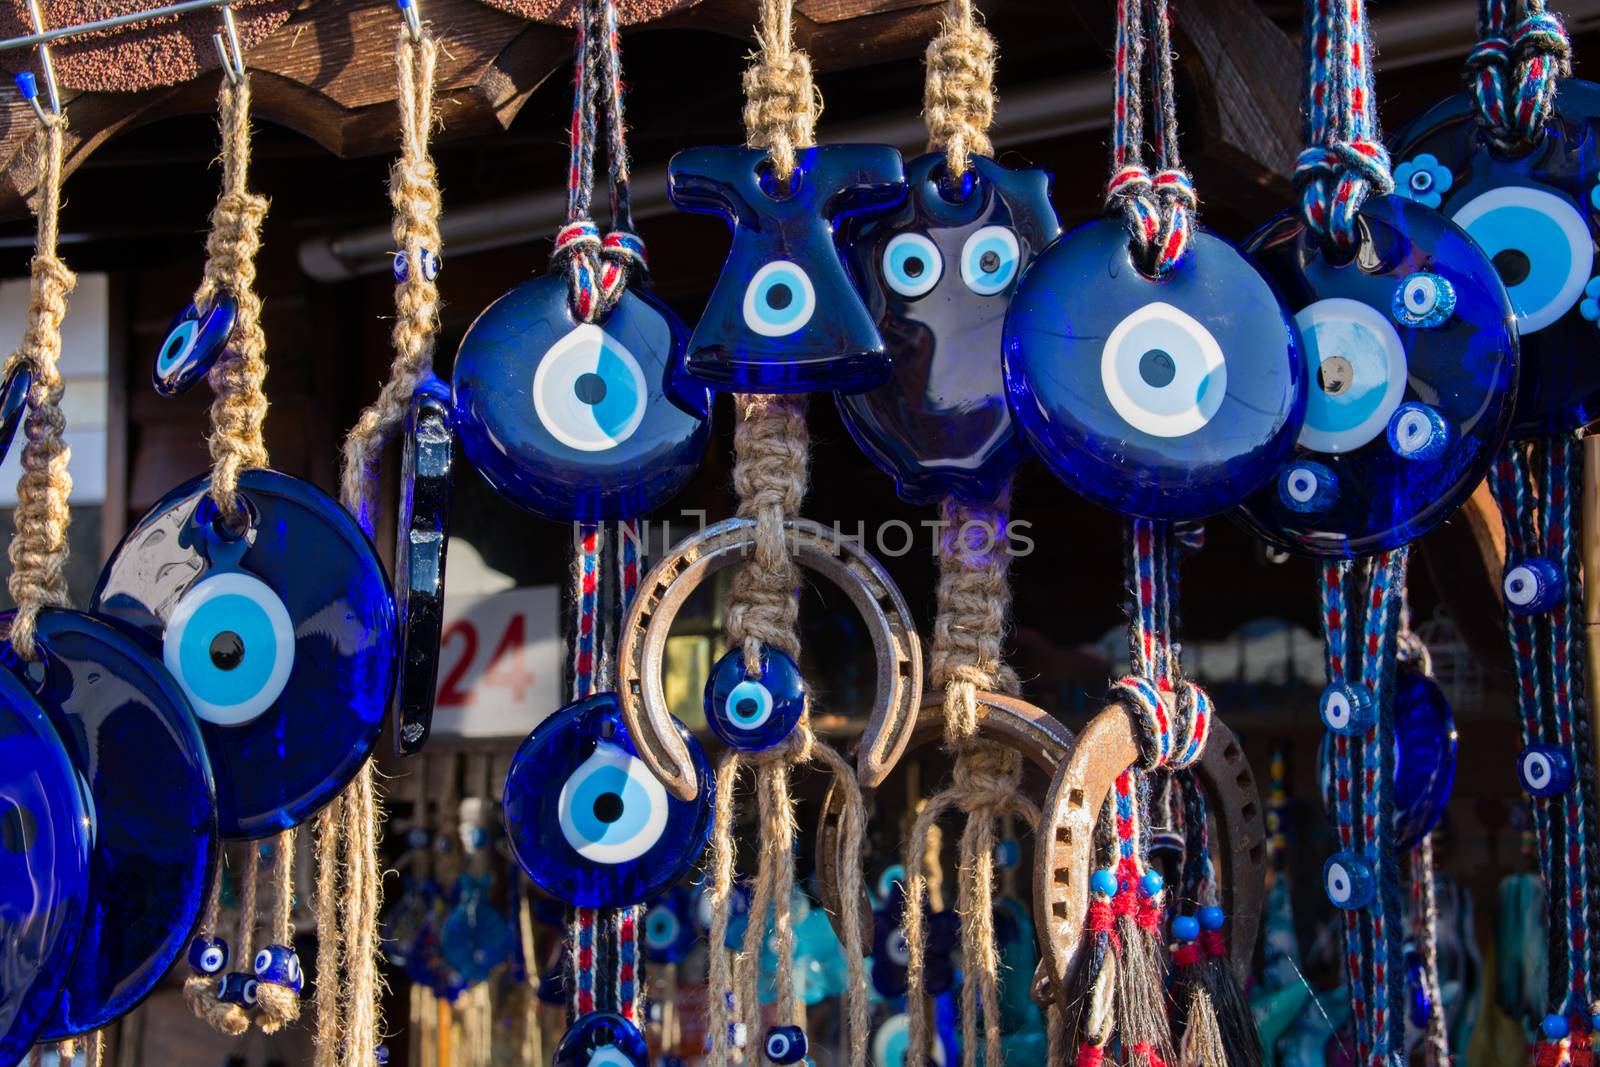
[1467,0,1571,156]
[921,0,994,178]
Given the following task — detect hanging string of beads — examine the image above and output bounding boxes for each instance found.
[1467,0,1571,156]
[1293,0,1392,253]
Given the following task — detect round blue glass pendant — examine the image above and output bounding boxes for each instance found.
[704,645,805,751]
[504,692,713,908]
[1003,218,1306,519]
[452,276,710,523]
[394,375,453,756]
[836,153,1060,503]
[0,668,90,1066]
[553,1012,649,1067]
[0,609,217,1037]
[92,468,396,838]
[154,294,237,397]
[1390,79,1600,436]
[1392,668,1456,850]
[1234,195,1518,557]
[643,885,695,963]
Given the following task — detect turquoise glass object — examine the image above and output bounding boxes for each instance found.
[668,144,906,393]
[504,693,713,907]
[1390,79,1600,436]
[1234,195,1517,557]
[0,608,216,1039]
[452,276,710,522]
[553,1012,649,1067]
[643,885,695,963]
[154,294,237,397]
[394,375,453,755]
[836,153,1059,503]
[704,644,805,751]
[0,667,90,1067]
[0,362,29,464]
[92,468,396,838]
[1004,218,1306,519]
[440,873,514,986]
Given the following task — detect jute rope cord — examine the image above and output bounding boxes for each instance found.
[318,25,443,1067]
[741,0,819,182]
[195,75,269,526]
[255,828,300,1033]
[921,0,994,179]
[183,859,231,1025]
[3,110,76,661]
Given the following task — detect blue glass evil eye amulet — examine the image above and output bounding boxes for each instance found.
[1003,218,1306,520]
[1233,195,1518,557]
[704,644,805,751]
[154,293,237,397]
[504,692,713,908]
[668,144,906,394]
[92,468,396,838]
[0,668,90,1067]
[1390,79,1600,436]
[452,276,710,523]
[0,609,217,1038]
[394,376,453,756]
[553,1012,649,1067]
[836,153,1060,504]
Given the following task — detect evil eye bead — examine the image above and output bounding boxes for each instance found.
[881,233,942,297]
[884,928,911,967]
[553,1012,650,1067]
[531,325,650,453]
[1387,402,1450,461]
[743,261,817,338]
[0,362,30,467]
[1393,271,1456,328]
[1279,460,1337,513]
[217,972,259,1007]
[154,293,238,397]
[187,936,229,976]
[1323,852,1374,910]
[393,253,409,283]
[1293,298,1408,454]
[163,571,295,726]
[959,225,1021,295]
[642,888,695,963]
[1503,558,1563,615]
[704,645,806,751]
[1450,186,1591,335]
[1319,682,1374,736]
[1518,744,1574,797]
[1099,301,1226,439]
[1171,915,1200,942]
[764,1026,808,1065]
[253,944,303,993]
[644,903,680,947]
[873,1012,951,1067]
[419,249,441,281]
[1393,154,1453,209]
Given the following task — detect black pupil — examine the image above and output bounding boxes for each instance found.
[210,631,245,671]
[1493,248,1532,287]
[592,792,625,823]
[904,257,924,278]
[736,698,759,719]
[980,250,1001,273]
[574,373,608,405]
[766,283,793,310]
[1139,349,1176,388]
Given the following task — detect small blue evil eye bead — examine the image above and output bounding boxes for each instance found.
[1543,1014,1572,1041]
[553,1012,650,1067]
[1171,915,1200,942]
[1387,402,1449,461]
[217,972,260,1007]
[1519,744,1575,797]
[1319,682,1375,736]
[154,292,238,397]
[1198,905,1225,931]
[253,943,303,993]
[704,645,806,752]
[1392,271,1456,328]
[764,1025,808,1065]
[394,250,441,283]
[1504,558,1564,615]
[1089,868,1118,898]
[187,935,229,976]
[1392,153,1452,209]
[1278,460,1337,513]
[376,1046,391,1067]
[1323,852,1374,910]
[1138,870,1164,897]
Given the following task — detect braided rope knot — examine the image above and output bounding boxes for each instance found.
[1293,140,1391,249]
[1110,674,1210,771]
[554,220,644,323]
[1513,12,1571,70]
[742,47,819,183]
[1467,35,1513,74]
[923,17,996,179]
[1106,165,1195,276]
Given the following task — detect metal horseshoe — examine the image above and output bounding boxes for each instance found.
[618,516,923,801]
[1031,703,1267,998]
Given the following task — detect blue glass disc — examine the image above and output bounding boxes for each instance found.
[1392,668,1456,850]
[503,693,713,908]
[553,1012,649,1067]
[452,276,710,522]
[836,153,1060,503]
[1233,195,1518,557]
[668,144,906,394]
[153,295,237,398]
[703,645,805,752]
[0,609,216,1037]
[91,468,396,838]
[0,667,90,1066]
[1003,217,1306,519]
[394,375,453,755]
[1389,79,1600,436]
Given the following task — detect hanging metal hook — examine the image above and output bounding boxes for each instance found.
[14,0,61,122]
[212,3,244,84]
[396,0,423,44]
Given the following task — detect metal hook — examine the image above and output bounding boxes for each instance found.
[212,4,244,84]
[14,0,60,121]
[396,0,423,43]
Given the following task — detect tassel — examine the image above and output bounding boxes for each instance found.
[1197,909,1261,1067]
[1070,870,1120,1066]
[1113,870,1173,1067]
[1170,916,1223,1067]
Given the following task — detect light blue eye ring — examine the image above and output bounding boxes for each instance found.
[1451,184,1592,334]
[1519,744,1574,796]
[155,294,238,397]
[1100,301,1228,439]
[644,904,681,949]
[557,741,669,864]
[532,324,648,453]
[1293,297,1408,454]
[163,571,295,726]
[1279,460,1338,513]
[882,233,942,297]
[1392,271,1456,328]
[725,680,773,729]
[960,225,1021,295]
[1387,402,1449,461]
[742,260,817,337]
